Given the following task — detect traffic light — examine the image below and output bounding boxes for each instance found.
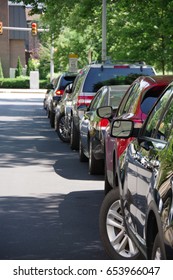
[31,22,37,36]
[0,21,3,35]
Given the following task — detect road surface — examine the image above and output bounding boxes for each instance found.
[0,92,109,260]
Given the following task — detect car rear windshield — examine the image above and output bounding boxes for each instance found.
[83,67,155,92]
[59,76,76,90]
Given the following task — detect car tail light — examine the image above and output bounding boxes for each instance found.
[77,96,93,107]
[97,118,109,130]
[55,89,64,96]
[114,65,129,68]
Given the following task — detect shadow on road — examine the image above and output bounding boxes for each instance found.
[0,102,103,181]
[0,95,109,260]
[0,190,109,260]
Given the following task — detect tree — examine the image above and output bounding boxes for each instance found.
[11,0,173,73]
[15,56,23,77]
[26,58,39,76]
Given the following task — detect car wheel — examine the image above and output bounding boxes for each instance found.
[89,139,104,175]
[50,110,55,128]
[79,137,88,162]
[43,98,46,110]
[151,233,165,260]
[104,162,113,195]
[70,117,79,150]
[47,108,50,118]
[56,113,70,143]
[54,114,58,131]
[99,188,141,259]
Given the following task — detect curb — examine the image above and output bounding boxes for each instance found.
[0,88,46,94]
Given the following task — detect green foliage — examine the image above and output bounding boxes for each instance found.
[0,78,48,89]
[26,58,39,76]
[0,58,4,78]
[12,0,173,73]
[0,78,29,88]
[38,43,51,79]
[15,56,23,77]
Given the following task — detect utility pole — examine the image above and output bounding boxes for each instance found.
[50,34,54,81]
[102,0,107,63]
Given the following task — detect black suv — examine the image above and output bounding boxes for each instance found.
[100,81,173,259]
[47,72,77,127]
[68,61,156,150]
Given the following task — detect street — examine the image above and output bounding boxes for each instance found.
[0,92,109,260]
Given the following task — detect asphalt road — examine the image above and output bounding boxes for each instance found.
[0,92,109,260]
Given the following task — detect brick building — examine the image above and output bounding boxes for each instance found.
[0,0,40,77]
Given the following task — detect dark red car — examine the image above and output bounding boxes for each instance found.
[98,75,173,195]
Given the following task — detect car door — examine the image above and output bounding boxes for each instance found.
[105,83,139,183]
[123,85,173,246]
[89,87,109,137]
[80,88,103,153]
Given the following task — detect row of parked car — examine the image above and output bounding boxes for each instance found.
[43,60,173,260]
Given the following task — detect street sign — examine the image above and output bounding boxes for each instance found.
[69,54,78,72]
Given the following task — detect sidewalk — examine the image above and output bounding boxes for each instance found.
[0,88,46,94]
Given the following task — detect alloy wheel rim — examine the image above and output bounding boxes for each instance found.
[106,199,139,258]
[59,116,70,139]
[154,248,161,260]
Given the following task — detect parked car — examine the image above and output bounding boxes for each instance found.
[100,82,173,259]
[43,78,57,111]
[79,85,129,174]
[54,83,73,142]
[99,76,173,259]
[54,72,84,143]
[46,72,77,127]
[68,61,156,151]
[98,75,173,195]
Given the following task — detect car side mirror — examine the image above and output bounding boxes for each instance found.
[97,106,113,119]
[111,120,134,138]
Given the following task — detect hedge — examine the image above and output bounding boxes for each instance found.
[0,78,48,89]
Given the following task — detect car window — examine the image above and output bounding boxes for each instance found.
[109,90,126,108]
[90,89,103,110]
[156,98,173,140]
[83,68,143,93]
[143,86,173,140]
[117,83,140,116]
[99,87,108,107]
[71,70,87,98]
[89,87,108,110]
[140,85,166,115]
[56,76,76,90]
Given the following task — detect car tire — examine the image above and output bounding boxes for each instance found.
[70,118,79,150]
[50,110,55,128]
[79,137,88,162]
[43,98,46,110]
[70,117,79,150]
[151,233,165,260]
[99,188,141,260]
[104,163,113,195]
[89,139,104,175]
[47,108,50,118]
[56,113,70,143]
[54,114,58,131]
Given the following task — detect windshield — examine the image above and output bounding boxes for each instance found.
[83,67,155,92]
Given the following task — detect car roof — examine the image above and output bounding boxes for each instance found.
[108,85,131,90]
[134,75,173,86]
